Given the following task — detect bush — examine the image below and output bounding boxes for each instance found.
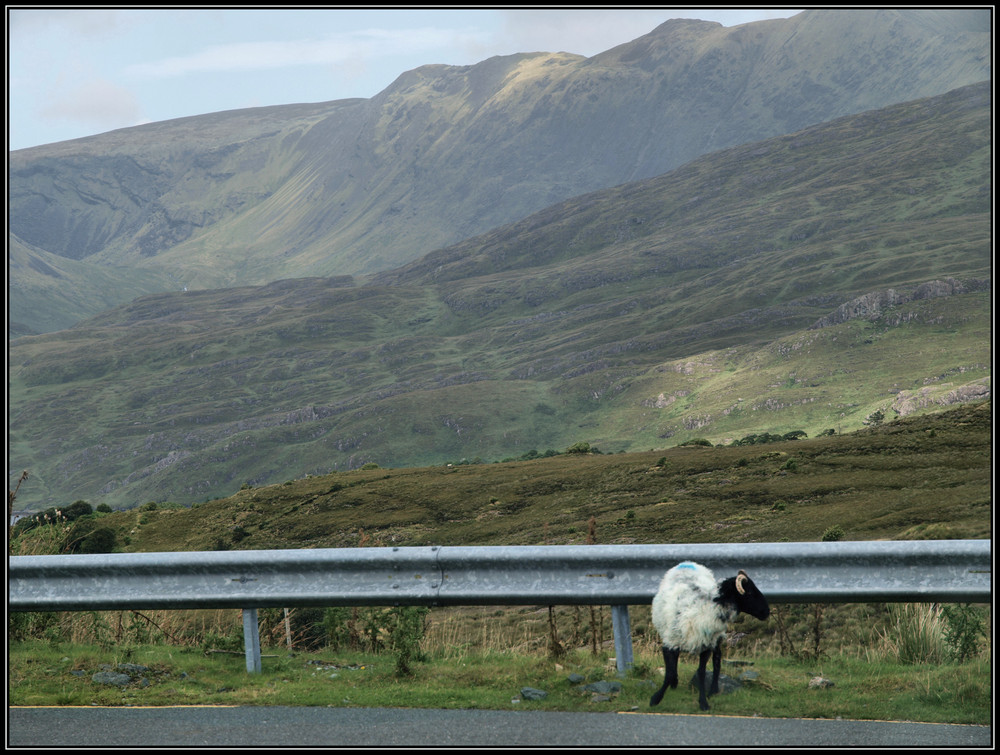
[386,606,429,676]
[64,500,93,519]
[76,527,116,554]
[13,500,95,537]
[321,605,428,675]
[941,604,986,662]
[821,525,845,542]
[9,611,59,642]
[60,519,116,554]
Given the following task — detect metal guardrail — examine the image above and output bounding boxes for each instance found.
[9,540,991,673]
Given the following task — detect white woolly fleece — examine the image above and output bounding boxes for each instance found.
[651,561,737,654]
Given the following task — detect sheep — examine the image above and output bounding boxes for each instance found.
[649,561,770,711]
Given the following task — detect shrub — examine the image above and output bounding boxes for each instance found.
[64,500,93,519]
[387,606,429,676]
[941,604,986,662]
[76,527,116,554]
[321,605,428,675]
[821,525,845,542]
[60,519,116,554]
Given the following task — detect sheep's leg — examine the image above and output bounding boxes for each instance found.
[649,646,679,706]
[708,639,722,696]
[696,647,713,711]
[665,647,679,688]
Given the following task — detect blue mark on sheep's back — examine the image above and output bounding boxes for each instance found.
[677,562,697,569]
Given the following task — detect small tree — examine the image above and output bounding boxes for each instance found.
[863,408,886,427]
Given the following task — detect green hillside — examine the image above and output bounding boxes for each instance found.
[12,401,990,555]
[7,83,991,512]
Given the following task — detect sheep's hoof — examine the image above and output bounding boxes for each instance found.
[699,701,711,712]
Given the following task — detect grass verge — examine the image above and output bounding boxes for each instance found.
[8,638,990,725]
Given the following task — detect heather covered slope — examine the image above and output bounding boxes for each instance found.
[8,83,991,511]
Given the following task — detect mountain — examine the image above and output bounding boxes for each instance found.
[7,82,991,512]
[7,9,991,336]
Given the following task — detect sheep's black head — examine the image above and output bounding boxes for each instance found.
[724,570,770,620]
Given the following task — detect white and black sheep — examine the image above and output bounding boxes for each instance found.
[649,561,770,711]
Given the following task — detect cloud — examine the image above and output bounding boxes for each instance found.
[39,78,146,131]
[125,26,490,78]
[8,8,132,37]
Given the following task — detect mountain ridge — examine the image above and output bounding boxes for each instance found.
[8,9,991,336]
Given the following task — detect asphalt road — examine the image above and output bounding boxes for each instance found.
[8,706,992,747]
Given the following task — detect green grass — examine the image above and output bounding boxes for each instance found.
[7,639,990,725]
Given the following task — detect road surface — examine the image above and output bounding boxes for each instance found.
[8,706,992,747]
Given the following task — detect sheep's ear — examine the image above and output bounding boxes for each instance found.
[735,571,748,595]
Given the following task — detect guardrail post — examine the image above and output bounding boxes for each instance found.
[242,608,262,673]
[611,604,633,673]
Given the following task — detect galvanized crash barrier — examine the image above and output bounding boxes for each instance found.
[9,540,991,673]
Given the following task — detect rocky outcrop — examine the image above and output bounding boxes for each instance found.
[891,378,991,416]
[810,278,989,329]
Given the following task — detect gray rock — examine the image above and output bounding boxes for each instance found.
[567,673,586,684]
[581,681,621,695]
[520,687,548,700]
[92,672,132,687]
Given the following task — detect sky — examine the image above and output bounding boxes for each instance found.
[7,8,802,152]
